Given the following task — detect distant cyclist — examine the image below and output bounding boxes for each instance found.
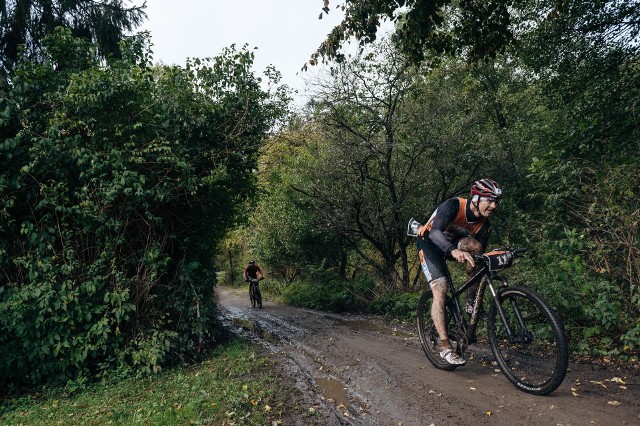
[416,178,502,365]
[243,260,264,284]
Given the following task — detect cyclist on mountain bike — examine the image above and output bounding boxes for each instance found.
[416,178,502,365]
[244,260,264,284]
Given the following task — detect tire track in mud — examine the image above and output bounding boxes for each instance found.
[216,286,640,426]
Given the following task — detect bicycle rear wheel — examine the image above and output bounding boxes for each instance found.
[488,286,568,395]
[416,290,464,371]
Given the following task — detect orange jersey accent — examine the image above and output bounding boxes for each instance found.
[424,198,486,237]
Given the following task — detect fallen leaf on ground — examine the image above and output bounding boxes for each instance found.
[607,401,621,406]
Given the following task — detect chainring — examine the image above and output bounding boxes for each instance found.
[448,327,469,359]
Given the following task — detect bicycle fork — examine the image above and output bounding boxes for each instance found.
[487,277,532,344]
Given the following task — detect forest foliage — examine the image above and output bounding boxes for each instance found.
[0,28,288,390]
[230,0,640,359]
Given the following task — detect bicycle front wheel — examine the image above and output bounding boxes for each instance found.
[250,286,257,308]
[488,286,568,395]
[416,290,462,371]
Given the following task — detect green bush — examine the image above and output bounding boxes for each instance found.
[0,29,286,390]
[271,274,374,313]
[368,292,420,319]
[506,231,637,357]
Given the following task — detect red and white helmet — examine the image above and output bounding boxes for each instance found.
[470,178,502,199]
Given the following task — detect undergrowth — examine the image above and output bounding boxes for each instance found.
[0,337,309,425]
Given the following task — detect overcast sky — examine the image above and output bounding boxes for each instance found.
[138,0,347,105]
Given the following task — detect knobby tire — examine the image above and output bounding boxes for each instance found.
[487,286,568,395]
[256,288,262,309]
[250,283,257,308]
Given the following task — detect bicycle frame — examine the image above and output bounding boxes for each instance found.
[443,259,517,343]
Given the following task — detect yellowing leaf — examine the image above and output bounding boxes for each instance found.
[264,405,272,412]
[486,411,492,416]
[610,377,626,385]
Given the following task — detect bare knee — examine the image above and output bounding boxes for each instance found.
[430,277,447,291]
[458,237,482,255]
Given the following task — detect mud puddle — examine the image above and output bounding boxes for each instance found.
[232,318,279,344]
[315,377,350,407]
[315,377,365,417]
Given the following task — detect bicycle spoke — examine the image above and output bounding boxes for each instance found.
[488,287,568,395]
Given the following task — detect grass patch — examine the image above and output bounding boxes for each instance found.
[0,337,301,425]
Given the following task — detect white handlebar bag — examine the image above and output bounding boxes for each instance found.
[407,218,422,237]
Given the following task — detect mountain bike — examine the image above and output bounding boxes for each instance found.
[415,247,569,395]
[248,277,263,309]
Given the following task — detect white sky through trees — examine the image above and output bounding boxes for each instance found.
[139,0,346,106]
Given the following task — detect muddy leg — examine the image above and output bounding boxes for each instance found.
[430,277,451,350]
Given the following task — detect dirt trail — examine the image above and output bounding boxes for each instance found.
[216,286,639,425]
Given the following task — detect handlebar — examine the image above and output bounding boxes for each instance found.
[473,247,528,264]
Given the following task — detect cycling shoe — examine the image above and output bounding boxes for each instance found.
[440,348,466,365]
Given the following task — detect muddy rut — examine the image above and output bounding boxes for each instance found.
[216,286,639,425]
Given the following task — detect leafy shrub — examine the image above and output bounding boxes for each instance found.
[368,292,420,319]
[272,274,374,313]
[0,29,286,390]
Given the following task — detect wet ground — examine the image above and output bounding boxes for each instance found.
[216,286,640,425]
